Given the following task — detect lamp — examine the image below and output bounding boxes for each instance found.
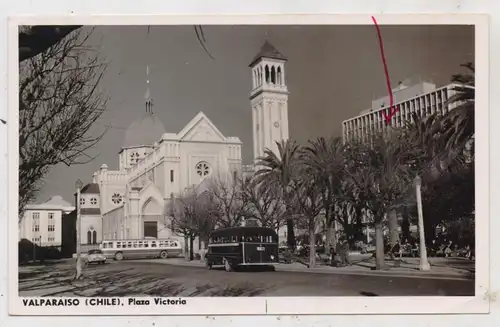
[75,179,83,190]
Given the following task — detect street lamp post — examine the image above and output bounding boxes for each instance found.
[75,179,83,279]
[415,175,430,271]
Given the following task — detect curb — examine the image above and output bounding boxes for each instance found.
[275,265,473,281]
[130,259,473,281]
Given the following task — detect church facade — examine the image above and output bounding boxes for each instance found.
[78,41,290,252]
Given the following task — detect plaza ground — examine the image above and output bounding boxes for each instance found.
[18,256,474,297]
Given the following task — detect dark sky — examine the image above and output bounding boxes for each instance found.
[36,24,474,203]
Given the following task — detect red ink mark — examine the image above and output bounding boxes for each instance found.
[372,16,398,125]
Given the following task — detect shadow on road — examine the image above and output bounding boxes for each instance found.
[19,263,274,297]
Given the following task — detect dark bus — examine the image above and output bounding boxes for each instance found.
[205,227,279,272]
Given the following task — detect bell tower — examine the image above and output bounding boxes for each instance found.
[249,41,289,163]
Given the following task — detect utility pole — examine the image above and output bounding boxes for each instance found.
[75,179,83,279]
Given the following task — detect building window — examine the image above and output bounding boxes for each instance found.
[130,151,140,164]
[170,169,174,182]
[32,212,40,232]
[31,236,41,244]
[111,193,122,204]
[195,161,211,177]
[48,237,55,243]
[90,197,97,205]
[80,197,85,205]
[87,227,97,244]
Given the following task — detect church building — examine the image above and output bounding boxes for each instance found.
[78,41,290,252]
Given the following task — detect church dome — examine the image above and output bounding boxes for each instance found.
[123,112,166,148]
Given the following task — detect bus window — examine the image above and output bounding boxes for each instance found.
[138,241,143,248]
[127,242,132,248]
[116,242,121,248]
[144,242,149,248]
[133,242,138,248]
[151,241,157,248]
[103,243,107,249]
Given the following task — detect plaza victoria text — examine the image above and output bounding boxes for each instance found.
[22,298,188,307]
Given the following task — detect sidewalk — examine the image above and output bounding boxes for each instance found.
[135,256,474,281]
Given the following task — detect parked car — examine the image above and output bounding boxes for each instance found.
[86,249,106,265]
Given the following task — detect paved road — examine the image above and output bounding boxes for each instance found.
[18,259,474,297]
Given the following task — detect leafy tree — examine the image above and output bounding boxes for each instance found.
[18,28,108,218]
[255,140,302,249]
[242,177,287,233]
[206,173,251,228]
[167,189,217,260]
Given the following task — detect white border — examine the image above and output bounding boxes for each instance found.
[7,14,489,316]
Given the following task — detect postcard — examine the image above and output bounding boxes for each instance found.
[8,14,489,315]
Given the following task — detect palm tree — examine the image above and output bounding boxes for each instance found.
[255,140,301,248]
[302,137,345,254]
[344,132,414,270]
[444,62,475,153]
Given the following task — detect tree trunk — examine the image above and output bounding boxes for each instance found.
[189,236,195,261]
[308,227,316,268]
[325,220,336,255]
[388,209,399,246]
[374,221,386,270]
[402,207,410,242]
[286,218,295,249]
[183,236,189,259]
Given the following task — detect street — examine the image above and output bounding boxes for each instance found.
[18,259,474,297]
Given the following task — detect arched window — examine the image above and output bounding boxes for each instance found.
[277,66,282,85]
[265,65,270,83]
[92,231,97,244]
[87,230,92,245]
[271,66,276,84]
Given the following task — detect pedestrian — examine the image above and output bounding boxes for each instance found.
[342,241,350,265]
[335,240,344,266]
[392,240,402,259]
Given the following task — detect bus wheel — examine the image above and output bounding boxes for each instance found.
[224,258,233,272]
[115,252,123,261]
[160,251,168,259]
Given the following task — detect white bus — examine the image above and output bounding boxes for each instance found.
[100,239,182,261]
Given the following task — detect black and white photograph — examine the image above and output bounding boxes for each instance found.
[8,14,489,315]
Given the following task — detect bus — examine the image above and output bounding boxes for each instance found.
[205,227,279,272]
[100,239,182,261]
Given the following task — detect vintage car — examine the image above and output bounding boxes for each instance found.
[86,249,106,265]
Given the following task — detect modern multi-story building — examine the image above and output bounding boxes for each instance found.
[342,81,462,143]
[19,196,75,248]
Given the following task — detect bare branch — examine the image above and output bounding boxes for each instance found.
[18,28,108,217]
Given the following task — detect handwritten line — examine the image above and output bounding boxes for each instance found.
[372,16,398,125]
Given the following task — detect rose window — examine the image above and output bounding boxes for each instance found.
[79,198,85,205]
[195,161,211,177]
[90,197,97,205]
[130,152,140,164]
[111,193,122,204]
